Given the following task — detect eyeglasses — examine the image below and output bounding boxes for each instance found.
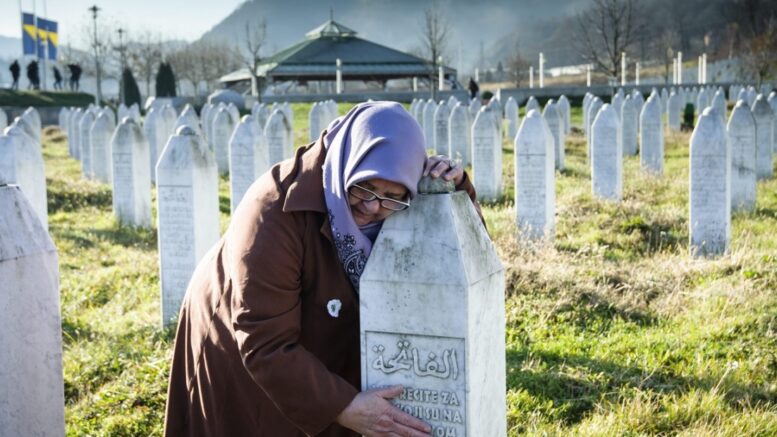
[348,184,410,211]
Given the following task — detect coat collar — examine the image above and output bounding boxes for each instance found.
[282,133,328,214]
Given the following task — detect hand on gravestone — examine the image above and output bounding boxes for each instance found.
[424,155,464,186]
[336,385,432,436]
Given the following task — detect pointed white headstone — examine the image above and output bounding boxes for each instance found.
[558,95,571,134]
[515,110,555,239]
[621,95,638,156]
[471,108,502,201]
[423,99,436,148]
[542,101,564,170]
[0,184,64,436]
[640,96,664,174]
[0,125,48,229]
[90,109,116,183]
[229,115,268,212]
[434,102,451,155]
[309,102,324,142]
[143,108,165,183]
[448,103,470,166]
[79,110,96,178]
[668,92,682,131]
[586,97,603,158]
[211,108,236,175]
[525,96,540,114]
[68,108,83,159]
[58,107,70,133]
[690,108,730,257]
[591,104,623,201]
[111,118,152,227]
[360,176,506,437]
[265,109,291,166]
[504,97,519,141]
[156,126,220,327]
[728,101,757,211]
[753,95,774,179]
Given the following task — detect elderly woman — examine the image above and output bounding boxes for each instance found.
[164,101,482,436]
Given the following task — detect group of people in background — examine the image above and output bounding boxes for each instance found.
[8,60,81,91]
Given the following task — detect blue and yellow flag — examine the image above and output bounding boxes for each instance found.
[21,13,58,60]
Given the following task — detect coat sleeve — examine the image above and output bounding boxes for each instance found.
[226,177,358,436]
[455,170,487,229]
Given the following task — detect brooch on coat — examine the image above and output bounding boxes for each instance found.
[327,299,342,318]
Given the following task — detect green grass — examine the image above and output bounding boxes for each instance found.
[0,89,95,107]
[42,101,777,435]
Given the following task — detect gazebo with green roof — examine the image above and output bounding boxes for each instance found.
[219,19,457,89]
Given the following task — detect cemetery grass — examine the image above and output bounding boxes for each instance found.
[42,103,777,435]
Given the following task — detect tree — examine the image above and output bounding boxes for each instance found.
[507,44,530,88]
[121,67,141,107]
[240,19,267,97]
[128,31,163,98]
[575,0,644,80]
[155,62,177,97]
[741,17,777,86]
[420,0,449,99]
[167,42,239,96]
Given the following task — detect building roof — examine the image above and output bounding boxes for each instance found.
[220,19,456,84]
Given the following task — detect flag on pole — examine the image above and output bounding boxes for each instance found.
[20,13,59,60]
[22,13,37,55]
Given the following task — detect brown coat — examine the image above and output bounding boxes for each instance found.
[164,135,481,437]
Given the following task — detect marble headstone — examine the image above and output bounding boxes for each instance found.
[504,97,519,141]
[515,110,555,239]
[434,102,451,156]
[667,92,682,131]
[621,95,638,156]
[360,176,506,437]
[142,108,166,183]
[558,95,571,135]
[211,108,236,175]
[639,96,664,175]
[156,126,220,327]
[229,114,268,212]
[265,109,291,166]
[58,107,70,133]
[90,110,116,183]
[0,184,64,436]
[79,110,97,178]
[423,99,437,148]
[471,107,502,201]
[591,104,623,201]
[752,95,774,179]
[542,101,564,170]
[309,102,324,142]
[690,108,730,257]
[111,118,152,227]
[586,97,603,158]
[448,103,470,166]
[728,101,757,211]
[525,96,540,114]
[0,125,48,229]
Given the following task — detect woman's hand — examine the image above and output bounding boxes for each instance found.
[424,155,464,186]
[336,385,432,436]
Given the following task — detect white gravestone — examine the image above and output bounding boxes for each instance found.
[471,107,502,201]
[668,92,682,131]
[143,108,166,183]
[728,101,757,211]
[90,110,116,183]
[711,90,727,124]
[360,177,506,437]
[434,102,451,156]
[111,118,152,227]
[611,93,624,123]
[0,126,48,229]
[229,115,268,212]
[769,92,777,153]
[558,95,571,134]
[211,108,236,175]
[161,105,178,138]
[583,93,592,137]
[621,95,638,156]
[265,109,292,166]
[515,110,555,239]
[129,103,141,123]
[690,108,730,257]
[468,98,481,119]
[16,113,40,149]
[200,103,214,141]
[423,99,437,148]
[661,89,669,113]
[504,97,519,141]
[586,97,603,158]
[68,108,83,159]
[753,95,774,179]
[448,103,471,166]
[309,102,324,142]
[591,104,623,201]
[542,101,564,170]
[0,184,64,437]
[58,107,70,133]
[639,95,664,175]
[156,126,220,327]
[697,88,710,112]
[252,103,271,134]
[178,105,202,137]
[79,110,96,179]
[227,104,240,126]
[0,108,7,132]
[22,107,41,142]
[525,96,540,114]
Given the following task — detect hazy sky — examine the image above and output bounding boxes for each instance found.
[1,0,243,45]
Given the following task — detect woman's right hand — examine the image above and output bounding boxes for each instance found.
[336,385,432,436]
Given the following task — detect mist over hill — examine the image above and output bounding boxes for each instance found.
[199,0,590,74]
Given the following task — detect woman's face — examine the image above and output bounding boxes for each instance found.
[348,178,409,226]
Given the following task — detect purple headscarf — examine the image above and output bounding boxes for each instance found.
[322,101,427,291]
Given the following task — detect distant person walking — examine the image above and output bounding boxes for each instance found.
[53,66,63,90]
[9,60,20,90]
[27,60,40,90]
[68,64,82,91]
[468,77,479,100]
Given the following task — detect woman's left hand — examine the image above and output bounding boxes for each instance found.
[423,155,464,186]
